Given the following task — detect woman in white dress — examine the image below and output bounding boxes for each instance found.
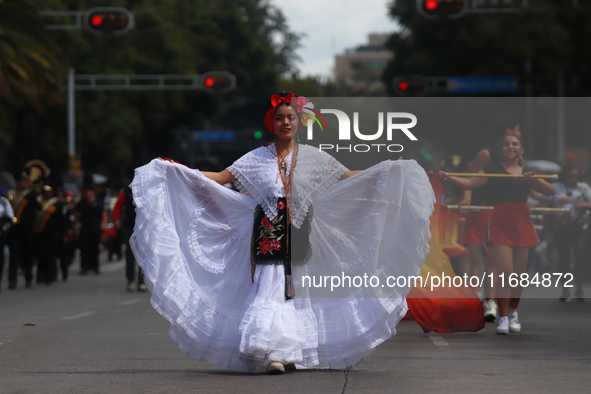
[130,93,435,374]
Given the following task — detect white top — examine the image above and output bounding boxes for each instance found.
[227,144,348,228]
[0,196,14,218]
[548,181,591,223]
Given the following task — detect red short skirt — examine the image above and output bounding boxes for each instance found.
[488,203,538,247]
[461,209,493,253]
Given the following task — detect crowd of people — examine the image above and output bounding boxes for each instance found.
[0,161,144,293]
[443,125,591,335]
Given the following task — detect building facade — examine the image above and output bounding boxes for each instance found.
[333,34,393,94]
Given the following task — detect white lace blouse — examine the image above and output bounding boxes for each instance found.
[227,143,348,229]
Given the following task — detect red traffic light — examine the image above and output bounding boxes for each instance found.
[417,0,467,18]
[201,72,236,93]
[90,15,103,27]
[85,7,133,34]
[425,0,438,10]
[393,76,428,96]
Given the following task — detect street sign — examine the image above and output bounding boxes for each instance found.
[446,77,519,93]
[191,131,237,142]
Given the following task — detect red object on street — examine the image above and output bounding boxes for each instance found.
[403,173,485,334]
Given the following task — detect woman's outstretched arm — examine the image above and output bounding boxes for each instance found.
[340,170,361,180]
[524,171,555,196]
[157,158,236,185]
[201,169,237,185]
[445,171,489,190]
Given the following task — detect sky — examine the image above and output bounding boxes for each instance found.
[269,0,400,79]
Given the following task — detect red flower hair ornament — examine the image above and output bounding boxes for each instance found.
[263,94,328,135]
[502,125,522,139]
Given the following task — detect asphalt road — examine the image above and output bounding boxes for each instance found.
[1,254,590,394]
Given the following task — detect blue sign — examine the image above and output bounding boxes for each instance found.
[446,77,519,93]
[191,130,236,142]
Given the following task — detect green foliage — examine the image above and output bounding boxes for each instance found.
[384,0,576,93]
[277,75,325,98]
[2,0,302,182]
[383,0,591,158]
[0,0,68,117]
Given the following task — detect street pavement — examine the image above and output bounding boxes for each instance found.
[1,253,590,394]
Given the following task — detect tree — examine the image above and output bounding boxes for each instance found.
[3,0,303,181]
[382,0,590,159]
[384,0,572,93]
[0,0,67,120]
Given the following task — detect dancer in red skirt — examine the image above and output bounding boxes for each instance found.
[446,131,555,334]
[460,152,500,320]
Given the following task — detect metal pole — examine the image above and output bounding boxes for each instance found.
[67,68,76,165]
[525,59,534,159]
[557,71,565,163]
[444,172,557,179]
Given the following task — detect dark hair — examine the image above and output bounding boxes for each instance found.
[559,163,580,183]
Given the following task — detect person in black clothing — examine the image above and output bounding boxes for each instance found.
[74,185,107,275]
[58,190,77,281]
[7,171,41,288]
[113,183,145,291]
[35,185,66,284]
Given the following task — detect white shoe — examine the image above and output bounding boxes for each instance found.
[483,299,498,322]
[266,362,285,375]
[496,316,509,335]
[508,311,521,332]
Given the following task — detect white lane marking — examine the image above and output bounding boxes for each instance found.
[62,311,95,320]
[429,334,449,348]
[119,299,141,306]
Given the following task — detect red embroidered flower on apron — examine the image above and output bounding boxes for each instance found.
[256,213,285,255]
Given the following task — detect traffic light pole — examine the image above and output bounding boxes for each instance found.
[39,10,85,30]
[66,69,235,166]
[68,69,76,167]
[466,0,590,14]
[417,0,589,18]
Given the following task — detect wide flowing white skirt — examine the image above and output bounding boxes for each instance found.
[130,159,434,373]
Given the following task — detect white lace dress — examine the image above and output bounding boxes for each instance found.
[130,144,435,373]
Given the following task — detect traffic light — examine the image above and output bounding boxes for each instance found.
[201,72,236,93]
[85,7,133,34]
[420,148,433,162]
[417,0,467,19]
[244,128,265,140]
[393,76,428,96]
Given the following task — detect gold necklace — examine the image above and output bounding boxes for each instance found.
[275,143,297,250]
